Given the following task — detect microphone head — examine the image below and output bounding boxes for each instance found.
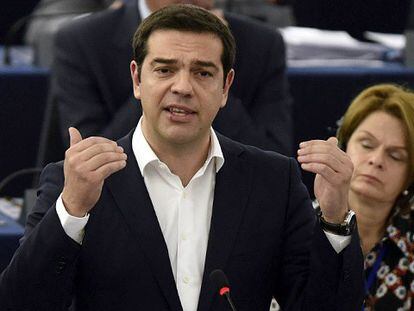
[209,269,230,296]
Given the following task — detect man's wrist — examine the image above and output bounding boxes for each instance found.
[56,194,90,244]
[322,210,348,224]
[318,208,357,236]
[61,192,88,217]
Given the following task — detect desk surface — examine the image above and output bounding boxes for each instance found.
[0,66,48,75]
[288,65,414,76]
[0,213,24,236]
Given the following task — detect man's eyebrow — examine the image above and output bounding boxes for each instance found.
[193,60,219,71]
[150,58,177,66]
[149,58,220,71]
[151,57,219,70]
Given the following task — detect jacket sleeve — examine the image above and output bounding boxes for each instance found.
[0,163,80,311]
[273,158,364,310]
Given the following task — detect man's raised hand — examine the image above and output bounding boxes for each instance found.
[297,137,353,223]
[61,127,127,217]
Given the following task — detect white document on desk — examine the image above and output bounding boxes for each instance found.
[280,27,397,67]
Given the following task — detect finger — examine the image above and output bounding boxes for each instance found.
[299,140,338,152]
[327,136,338,146]
[298,147,346,165]
[298,140,330,156]
[297,153,343,172]
[69,127,83,147]
[301,161,352,185]
[299,139,324,148]
[93,159,127,180]
[81,151,127,172]
[298,145,354,177]
[300,162,336,181]
[78,143,124,162]
[298,141,348,164]
[300,137,338,148]
[68,136,118,154]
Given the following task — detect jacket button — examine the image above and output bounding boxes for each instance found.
[55,260,67,274]
[343,269,350,281]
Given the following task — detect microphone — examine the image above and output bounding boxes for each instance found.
[209,269,237,311]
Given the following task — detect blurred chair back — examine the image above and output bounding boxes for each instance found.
[36,80,66,169]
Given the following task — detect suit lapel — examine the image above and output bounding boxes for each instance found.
[106,132,183,311]
[197,135,252,311]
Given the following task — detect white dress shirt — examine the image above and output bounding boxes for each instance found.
[132,119,224,311]
[55,119,350,310]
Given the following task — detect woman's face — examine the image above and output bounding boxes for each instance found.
[346,111,409,205]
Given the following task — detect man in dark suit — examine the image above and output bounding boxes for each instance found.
[1,5,363,310]
[51,0,293,158]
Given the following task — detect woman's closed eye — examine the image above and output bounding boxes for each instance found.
[388,150,407,162]
[360,139,374,149]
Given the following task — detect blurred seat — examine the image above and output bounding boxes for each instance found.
[0,65,49,197]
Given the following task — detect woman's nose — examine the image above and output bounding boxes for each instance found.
[368,149,385,169]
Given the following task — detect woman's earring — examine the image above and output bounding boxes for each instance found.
[403,189,409,196]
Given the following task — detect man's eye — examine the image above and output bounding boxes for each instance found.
[155,68,172,74]
[197,71,212,78]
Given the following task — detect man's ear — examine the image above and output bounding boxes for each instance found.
[130,60,141,99]
[220,69,235,108]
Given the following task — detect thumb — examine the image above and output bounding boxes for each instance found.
[327,136,338,146]
[69,127,82,147]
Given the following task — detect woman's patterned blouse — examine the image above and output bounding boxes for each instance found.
[363,212,414,310]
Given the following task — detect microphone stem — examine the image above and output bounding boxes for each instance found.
[224,292,237,311]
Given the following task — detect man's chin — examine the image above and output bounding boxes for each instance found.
[161,127,210,147]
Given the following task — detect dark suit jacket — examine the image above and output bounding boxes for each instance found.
[52,1,293,156]
[0,132,363,310]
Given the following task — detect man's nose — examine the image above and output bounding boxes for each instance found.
[171,71,193,97]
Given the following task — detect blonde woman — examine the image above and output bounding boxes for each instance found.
[337,84,414,310]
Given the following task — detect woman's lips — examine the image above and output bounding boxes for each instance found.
[358,174,382,184]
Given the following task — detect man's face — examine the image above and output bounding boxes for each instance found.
[130,30,234,149]
[148,0,214,11]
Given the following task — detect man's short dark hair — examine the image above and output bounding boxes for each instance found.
[132,4,236,83]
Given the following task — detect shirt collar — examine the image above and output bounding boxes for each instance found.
[132,117,224,176]
[138,0,151,20]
